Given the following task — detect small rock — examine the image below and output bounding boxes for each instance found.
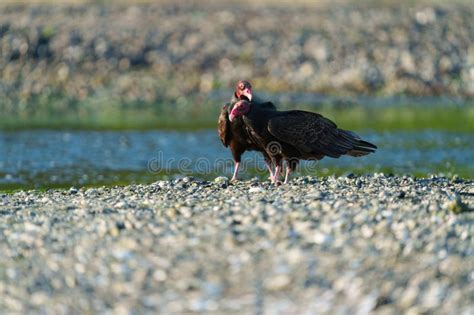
[214,176,229,188]
[444,195,470,214]
[249,187,264,193]
[85,188,99,197]
[265,274,291,291]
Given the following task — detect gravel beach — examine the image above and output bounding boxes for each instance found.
[0,175,472,314]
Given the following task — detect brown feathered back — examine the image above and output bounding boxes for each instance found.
[217,103,232,147]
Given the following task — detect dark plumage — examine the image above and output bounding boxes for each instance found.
[229,100,377,183]
[217,80,277,181]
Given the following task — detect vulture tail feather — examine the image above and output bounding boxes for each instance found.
[339,130,377,157]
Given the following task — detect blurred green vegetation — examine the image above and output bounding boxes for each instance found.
[1,98,473,132]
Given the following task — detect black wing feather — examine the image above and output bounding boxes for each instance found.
[258,101,277,111]
[267,111,376,158]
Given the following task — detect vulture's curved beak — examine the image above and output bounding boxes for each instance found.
[242,88,252,102]
[229,112,236,122]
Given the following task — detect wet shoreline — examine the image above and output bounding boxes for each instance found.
[1,129,473,190]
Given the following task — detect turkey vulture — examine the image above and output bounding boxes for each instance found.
[229,100,377,183]
[218,80,277,181]
[230,80,270,104]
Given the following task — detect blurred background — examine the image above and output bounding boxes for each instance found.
[0,0,473,190]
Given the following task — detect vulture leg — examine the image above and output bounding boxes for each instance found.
[284,158,298,184]
[230,142,245,181]
[231,162,240,181]
[263,154,274,181]
[284,163,292,184]
[272,164,282,185]
[265,161,274,181]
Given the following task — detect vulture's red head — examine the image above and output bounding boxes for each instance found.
[234,80,253,102]
[229,100,251,122]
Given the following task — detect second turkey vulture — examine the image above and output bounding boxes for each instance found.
[218,80,277,181]
[229,80,271,104]
[229,100,377,183]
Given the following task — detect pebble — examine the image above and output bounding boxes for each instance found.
[249,187,264,193]
[0,175,472,313]
[265,275,291,291]
[443,194,471,214]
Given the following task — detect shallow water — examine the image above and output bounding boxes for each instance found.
[0,130,472,190]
